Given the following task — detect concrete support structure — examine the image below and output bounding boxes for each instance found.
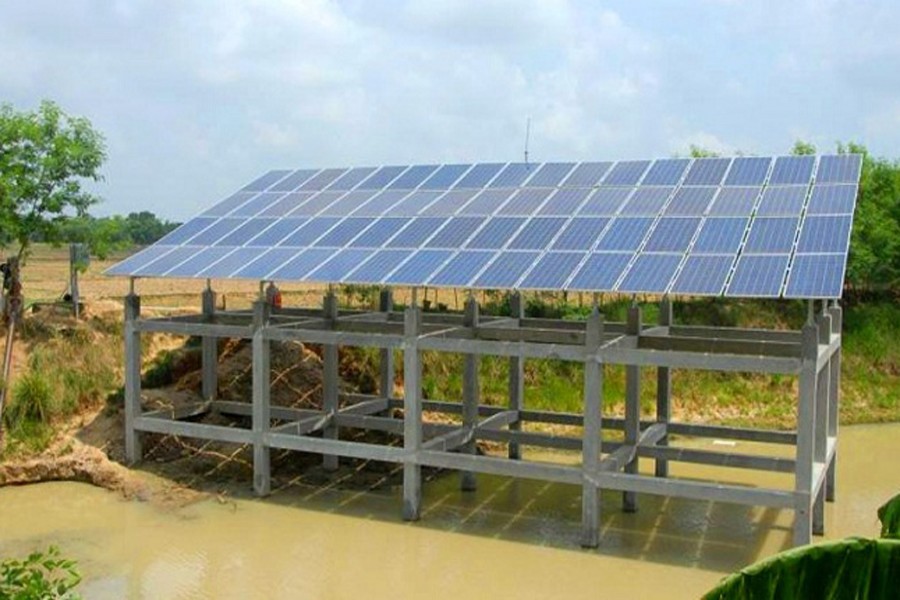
[201,285,217,402]
[461,296,480,491]
[403,302,423,520]
[580,308,603,548]
[508,292,525,460]
[379,289,394,413]
[826,301,842,503]
[124,292,142,464]
[623,303,642,513]
[655,298,672,478]
[322,291,340,471]
[252,300,271,496]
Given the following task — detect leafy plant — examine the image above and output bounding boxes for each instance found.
[0,546,82,599]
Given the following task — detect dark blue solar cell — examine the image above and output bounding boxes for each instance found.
[552,218,610,251]
[458,189,516,215]
[595,217,654,251]
[390,191,443,216]
[235,248,304,280]
[465,217,527,249]
[190,218,244,246]
[384,249,453,285]
[216,218,277,246]
[567,252,632,291]
[539,188,593,215]
[420,164,472,190]
[270,169,320,192]
[278,217,341,247]
[683,158,731,186]
[429,251,496,287]
[313,218,372,247]
[387,217,447,248]
[769,156,815,185]
[261,192,314,217]
[562,162,612,187]
[298,168,348,191]
[156,218,216,245]
[320,190,379,216]
[806,185,858,215]
[724,157,772,186]
[388,164,440,190]
[785,254,846,298]
[266,248,333,280]
[519,252,586,290]
[353,190,409,216]
[326,167,377,191]
[247,218,307,246]
[619,187,674,215]
[454,163,505,189]
[603,160,651,186]
[196,248,269,278]
[344,250,413,283]
[617,254,683,294]
[421,190,479,216]
[816,155,862,184]
[425,217,484,248]
[743,217,799,253]
[797,216,852,253]
[526,162,576,187]
[642,159,690,186]
[671,255,735,295]
[707,187,761,216]
[726,255,790,297]
[499,188,554,215]
[166,246,236,278]
[577,188,632,216]
[755,186,808,216]
[241,170,292,192]
[489,163,538,188]
[349,218,410,247]
[289,191,343,216]
[232,193,286,217]
[357,166,408,190]
[665,187,717,216]
[105,245,177,276]
[306,249,373,282]
[472,252,540,288]
[202,192,257,217]
[692,218,748,254]
[508,217,567,250]
[644,218,701,252]
[134,246,199,276]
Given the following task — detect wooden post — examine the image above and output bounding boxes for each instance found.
[826,301,842,502]
[379,289,394,413]
[655,297,672,478]
[124,290,143,464]
[508,291,525,459]
[794,318,818,546]
[403,301,423,520]
[201,283,217,402]
[581,307,604,547]
[323,290,340,471]
[461,295,480,491]
[623,303,642,512]
[252,299,271,496]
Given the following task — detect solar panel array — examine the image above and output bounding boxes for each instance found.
[107,154,862,299]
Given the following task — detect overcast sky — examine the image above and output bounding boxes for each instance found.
[1,0,897,220]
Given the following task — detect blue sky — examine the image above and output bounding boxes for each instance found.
[1,0,897,220]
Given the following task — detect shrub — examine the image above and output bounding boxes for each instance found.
[0,546,82,599]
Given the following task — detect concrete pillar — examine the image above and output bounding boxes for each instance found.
[655,297,672,478]
[581,307,604,548]
[323,291,340,471]
[379,289,394,412]
[252,300,271,496]
[201,285,217,402]
[794,320,819,546]
[812,309,831,535]
[402,303,423,520]
[124,292,143,464]
[826,301,842,502]
[508,292,525,459]
[623,303,642,512]
[461,296,480,491]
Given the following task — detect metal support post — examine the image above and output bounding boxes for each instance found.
[461,295,480,491]
[252,300,271,496]
[201,283,217,401]
[655,297,672,478]
[323,290,340,471]
[623,302,642,512]
[812,307,831,535]
[826,300,842,502]
[794,317,819,546]
[581,307,604,547]
[508,291,525,459]
[403,301,423,520]
[124,291,143,464]
[379,289,394,412]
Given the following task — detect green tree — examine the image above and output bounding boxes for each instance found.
[0,100,106,262]
[791,140,817,155]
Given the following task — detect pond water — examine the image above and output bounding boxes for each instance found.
[1,423,897,599]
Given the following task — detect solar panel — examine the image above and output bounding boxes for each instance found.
[109,155,861,298]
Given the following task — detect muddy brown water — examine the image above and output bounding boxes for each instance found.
[1,423,898,599]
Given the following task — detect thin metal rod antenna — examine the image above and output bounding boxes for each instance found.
[524,117,531,165]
